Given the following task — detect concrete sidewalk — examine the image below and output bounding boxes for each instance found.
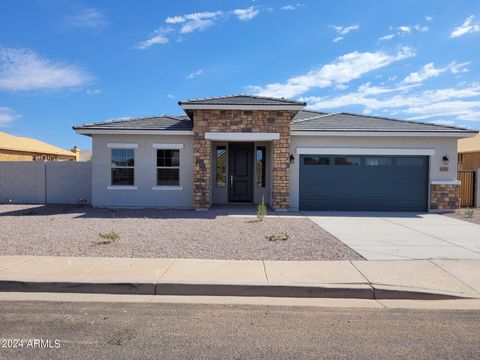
[0,256,479,300]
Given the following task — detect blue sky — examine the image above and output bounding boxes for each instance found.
[1,0,479,150]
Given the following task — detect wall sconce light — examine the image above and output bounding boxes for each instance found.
[442,155,449,165]
[289,154,295,164]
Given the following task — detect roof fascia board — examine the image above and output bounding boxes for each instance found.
[180,104,305,111]
[291,131,477,138]
[75,129,194,135]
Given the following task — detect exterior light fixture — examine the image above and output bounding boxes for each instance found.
[442,155,449,165]
[289,154,295,164]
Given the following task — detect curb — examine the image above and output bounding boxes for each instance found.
[0,280,471,300]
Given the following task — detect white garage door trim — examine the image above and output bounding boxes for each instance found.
[296,147,435,156]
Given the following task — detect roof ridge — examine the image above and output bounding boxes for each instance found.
[77,114,189,127]
[338,112,473,131]
[292,112,337,123]
[179,94,305,105]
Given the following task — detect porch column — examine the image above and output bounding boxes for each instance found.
[271,135,291,210]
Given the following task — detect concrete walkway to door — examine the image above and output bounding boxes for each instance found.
[306,212,480,260]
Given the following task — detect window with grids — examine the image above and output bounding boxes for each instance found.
[111,149,135,185]
[157,149,180,186]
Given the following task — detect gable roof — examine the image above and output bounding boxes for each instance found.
[178,94,306,106]
[458,133,480,153]
[291,112,477,134]
[0,131,76,157]
[73,115,192,131]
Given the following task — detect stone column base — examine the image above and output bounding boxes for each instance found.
[430,184,460,210]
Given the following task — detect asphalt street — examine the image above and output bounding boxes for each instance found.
[0,300,479,359]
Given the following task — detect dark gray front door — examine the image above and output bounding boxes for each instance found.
[229,142,254,202]
[299,155,429,211]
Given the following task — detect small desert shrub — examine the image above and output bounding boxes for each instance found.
[257,196,267,221]
[265,233,289,241]
[463,208,474,218]
[98,230,120,243]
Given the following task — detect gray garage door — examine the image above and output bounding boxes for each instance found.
[299,155,429,211]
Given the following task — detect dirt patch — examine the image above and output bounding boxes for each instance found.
[443,208,480,225]
[0,205,363,261]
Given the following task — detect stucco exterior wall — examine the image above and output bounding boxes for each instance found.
[0,161,91,204]
[0,161,46,203]
[289,135,459,211]
[46,162,91,204]
[91,134,194,208]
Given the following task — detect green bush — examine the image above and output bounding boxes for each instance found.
[464,208,474,218]
[257,195,267,221]
[98,230,120,243]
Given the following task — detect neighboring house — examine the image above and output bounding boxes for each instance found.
[74,95,477,211]
[0,131,78,161]
[458,133,480,170]
[78,149,93,161]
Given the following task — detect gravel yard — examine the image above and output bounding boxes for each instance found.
[443,208,480,225]
[0,205,362,261]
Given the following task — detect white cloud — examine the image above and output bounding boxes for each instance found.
[302,82,480,123]
[425,15,434,22]
[379,34,395,41]
[136,27,172,49]
[281,4,301,11]
[186,69,203,79]
[250,47,415,98]
[332,36,344,43]
[0,47,92,91]
[450,15,480,38]
[332,25,359,35]
[402,62,470,84]
[233,7,259,21]
[0,106,20,126]
[380,24,428,41]
[64,8,107,28]
[86,88,101,95]
[398,24,428,34]
[165,11,224,33]
[167,94,175,99]
[398,26,412,33]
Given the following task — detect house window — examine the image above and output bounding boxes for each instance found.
[396,157,424,166]
[335,156,361,166]
[157,149,180,186]
[111,149,135,185]
[256,146,266,188]
[365,157,392,166]
[216,146,226,187]
[304,156,330,165]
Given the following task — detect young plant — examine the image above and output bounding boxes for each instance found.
[464,208,474,218]
[265,233,289,241]
[257,195,267,221]
[98,230,120,244]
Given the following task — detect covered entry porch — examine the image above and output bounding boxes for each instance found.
[207,132,276,206]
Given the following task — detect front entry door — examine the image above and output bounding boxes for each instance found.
[228,142,254,202]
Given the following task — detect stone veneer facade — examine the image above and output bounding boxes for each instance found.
[191,109,296,210]
[430,184,460,210]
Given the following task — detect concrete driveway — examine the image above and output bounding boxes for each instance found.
[306,212,480,260]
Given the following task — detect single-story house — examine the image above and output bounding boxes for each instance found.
[458,133,480,170]
[74,95,477,211]
[0,131,78,161]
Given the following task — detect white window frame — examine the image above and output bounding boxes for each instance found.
[109,148,136,189]
[153,147,183,190]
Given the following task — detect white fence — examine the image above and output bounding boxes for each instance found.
[0,161,91,204]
